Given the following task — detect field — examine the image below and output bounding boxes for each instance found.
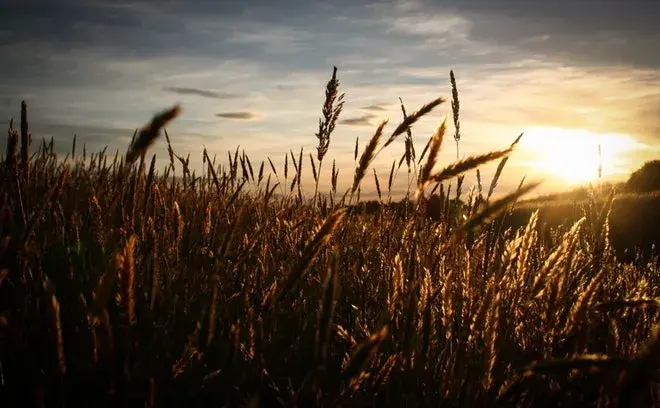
[510,191,660,264]
[1,74,660,408]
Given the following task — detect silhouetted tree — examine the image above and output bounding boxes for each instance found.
[627,160,660,193]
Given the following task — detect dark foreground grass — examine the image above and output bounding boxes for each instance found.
[1,73,660,407]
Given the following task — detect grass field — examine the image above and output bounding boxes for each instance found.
[510,191,660,264]
[1,73,659,407]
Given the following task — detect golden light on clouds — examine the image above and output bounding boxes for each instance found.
[519,126,646,185]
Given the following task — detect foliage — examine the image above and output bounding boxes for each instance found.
[627,160,660,193]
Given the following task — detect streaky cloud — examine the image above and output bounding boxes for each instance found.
[163,86,238,99]
[361,103,391,112]
[215,111,260,120]
[340,113,376,127]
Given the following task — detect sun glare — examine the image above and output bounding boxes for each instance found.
[520,127,641,185]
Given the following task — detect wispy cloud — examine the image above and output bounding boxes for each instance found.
[361,103,391,112]
[225,24,311,54]
[162,86,238,99]
[215,111,261,120]
[339,113,377,127]
[388,14,471,39]
[452,63,660,142]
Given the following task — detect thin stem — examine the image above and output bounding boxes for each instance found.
[313,158,323,209]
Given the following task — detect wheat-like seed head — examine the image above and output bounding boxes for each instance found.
[126,105,181,165]
[416,118,447,201]
[352,120,388,194]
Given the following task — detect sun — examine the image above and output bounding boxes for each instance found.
[520,127,640,185]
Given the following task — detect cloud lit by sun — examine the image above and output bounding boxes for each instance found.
[518,127,647,185]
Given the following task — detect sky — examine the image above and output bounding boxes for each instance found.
[2,0,659,198]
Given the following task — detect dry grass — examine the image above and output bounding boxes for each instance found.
[0,70,658,408]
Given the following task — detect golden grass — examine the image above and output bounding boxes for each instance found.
[0,70,657,407]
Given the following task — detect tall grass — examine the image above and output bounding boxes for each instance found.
[0,70,658,408]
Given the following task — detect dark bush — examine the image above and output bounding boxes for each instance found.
[626,160,660,193]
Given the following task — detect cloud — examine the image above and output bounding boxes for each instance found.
[361,103,391,112]
[162,86,238,99]
[388,14,472,39]
[1,0,658,197]
[423,0,660,69]
[225,24,311,54]
[339,113,376,127]
[215,111,261,120]
[451,63,660,143]
[275,84,297,91]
